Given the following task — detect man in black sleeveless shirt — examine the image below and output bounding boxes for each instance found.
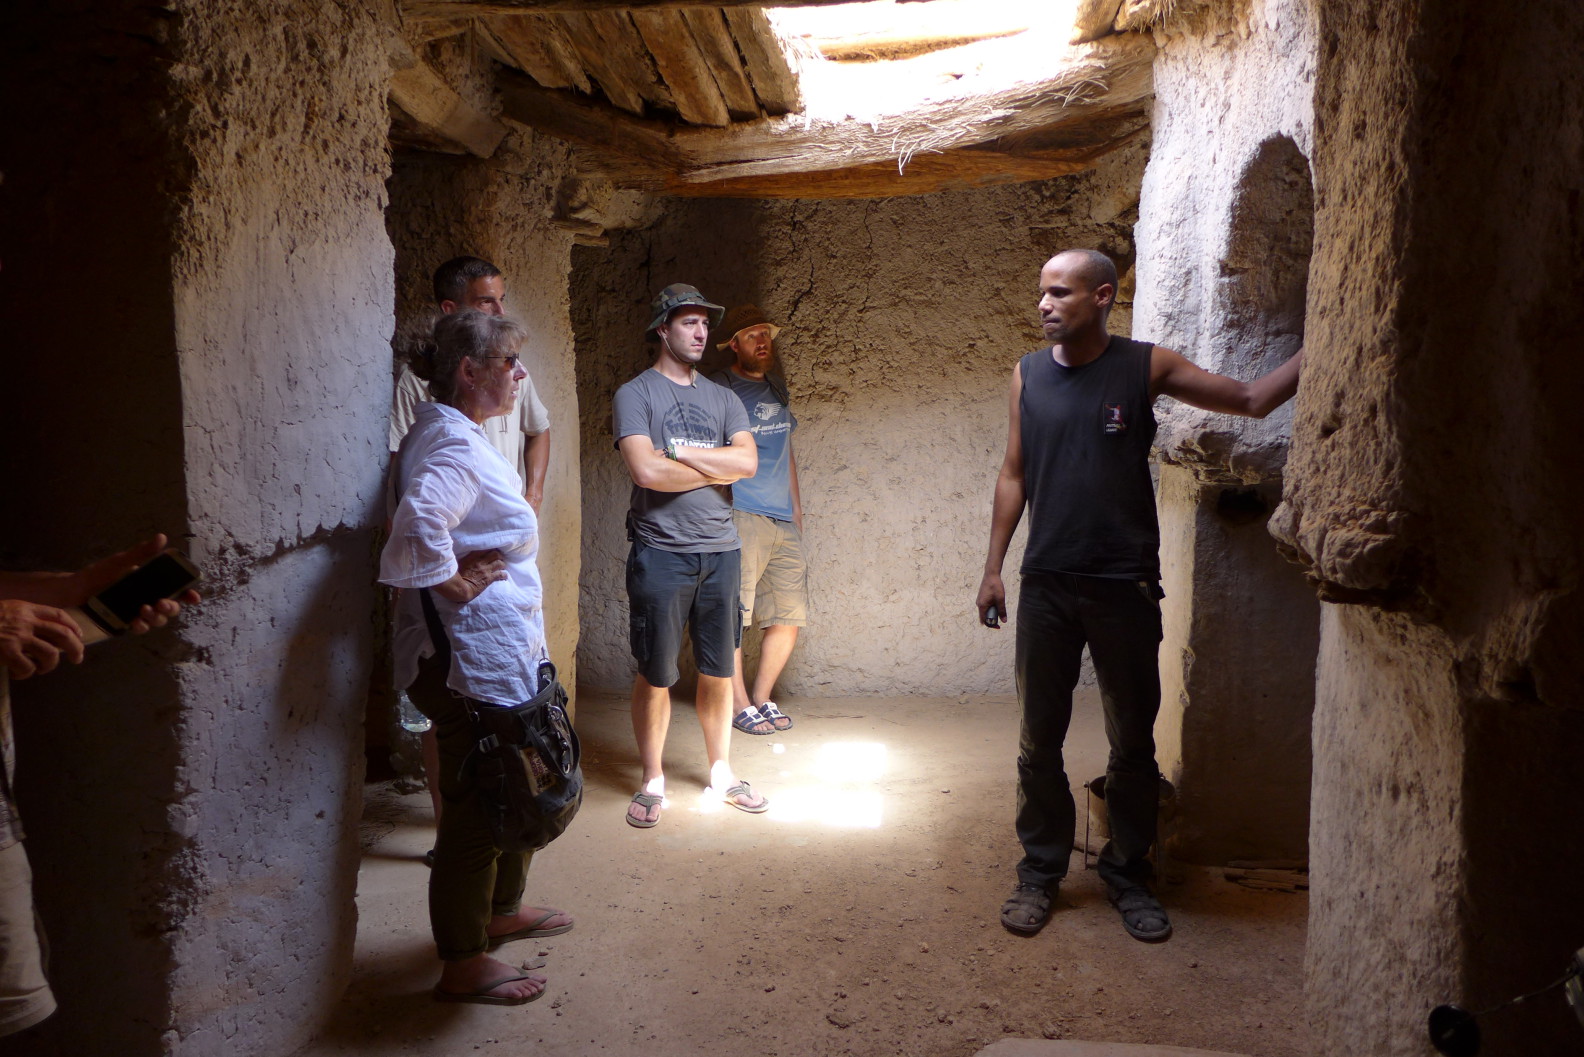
[976,249,1303,941]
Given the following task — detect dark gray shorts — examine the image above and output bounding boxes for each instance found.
[625,542,741,688]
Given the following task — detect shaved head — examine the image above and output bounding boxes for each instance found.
[1047,249,1118,296]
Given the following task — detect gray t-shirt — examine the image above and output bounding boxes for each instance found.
[613,368,752,553]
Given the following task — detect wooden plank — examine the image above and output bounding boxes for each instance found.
[559,10,649,115]
[661,150,1093,199]
[479,15,590,93]
[680,8,759,122]
[631,10,730,127]
[585,10,676,112]
[389,61,509,158]
[407,0,868,15]
[722,8,801,116]
[496,68,682,180]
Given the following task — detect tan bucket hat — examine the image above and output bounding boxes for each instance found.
[715,304,782,350]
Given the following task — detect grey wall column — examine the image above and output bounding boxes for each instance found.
[1132,0,1320,866]
[0,2,395,1054]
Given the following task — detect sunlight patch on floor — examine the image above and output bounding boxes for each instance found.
[691,740,889,827]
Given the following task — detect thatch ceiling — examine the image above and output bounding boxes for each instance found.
[389,0,1171,200]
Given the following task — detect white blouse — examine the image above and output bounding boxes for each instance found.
[381,402,547,706]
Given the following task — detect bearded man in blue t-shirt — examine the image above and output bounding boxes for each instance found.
[709,305,807,739]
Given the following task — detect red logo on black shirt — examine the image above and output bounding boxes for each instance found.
[1103,404,1127,434]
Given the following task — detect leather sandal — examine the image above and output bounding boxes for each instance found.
[1000,882,1054,935]
[1108,884,1172,942]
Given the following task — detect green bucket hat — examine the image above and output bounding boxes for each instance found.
[646,283,724,332]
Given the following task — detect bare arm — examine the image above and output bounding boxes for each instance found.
[976,362,1028,627]
[674,430,756,483]
[619,434,731,492]
[429,549,507,604]
[522,429,550,512]
[1151,346,1303,418]
[788,444,803,532]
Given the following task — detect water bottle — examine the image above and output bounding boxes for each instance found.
[397,690,432,733]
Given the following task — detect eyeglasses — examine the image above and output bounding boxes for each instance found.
[485,354,521,369]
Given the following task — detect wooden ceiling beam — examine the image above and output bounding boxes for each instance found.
[631,10,731,127]
[660,146,1119,199]
[722,8,800,116]
[478,14,592,93]
[390,58,510,158]
[405,0,885,16]
[496,68,683,178]
[495,34,1155,196]
[559,10,650,115]
[680,8,760,121]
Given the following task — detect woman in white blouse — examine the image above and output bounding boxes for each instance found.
[381,309,572,1006]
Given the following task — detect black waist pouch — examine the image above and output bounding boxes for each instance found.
[466,662,583,852]
[420,588,583,851]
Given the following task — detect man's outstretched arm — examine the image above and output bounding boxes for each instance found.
[977,362,1028,627]
[1151,346,1303,418]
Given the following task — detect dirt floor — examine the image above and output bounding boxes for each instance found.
[292,689,1308,1057]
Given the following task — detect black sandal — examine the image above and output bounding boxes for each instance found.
[1108,884,1172,942]
[1000,882,1053,935]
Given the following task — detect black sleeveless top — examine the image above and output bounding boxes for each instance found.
[1019,336,1159,579]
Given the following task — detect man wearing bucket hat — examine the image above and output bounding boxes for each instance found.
[612,284,769,829]
[709,305,806,738]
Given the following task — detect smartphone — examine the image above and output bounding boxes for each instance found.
[70,548,201,642]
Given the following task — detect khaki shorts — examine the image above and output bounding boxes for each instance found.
[733,509,809,630]
[0,841,55,1039]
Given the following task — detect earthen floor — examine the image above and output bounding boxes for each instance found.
[294,689,1306,1057]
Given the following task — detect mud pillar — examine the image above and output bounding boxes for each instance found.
[0,2,394,1054]
[1273,0,1584,1052]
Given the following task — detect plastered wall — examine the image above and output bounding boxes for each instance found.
[571,143,1148,697]
[1270,0,1584,1051]
[1,2,394,1054]
[1131,0,1320,865]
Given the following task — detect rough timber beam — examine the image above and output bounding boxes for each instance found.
[722,7,800,115]
[390,59,510,157]
[496,33,1155,195]
[405,0,881,14]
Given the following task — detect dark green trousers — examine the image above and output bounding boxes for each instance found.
[408,653,531,961]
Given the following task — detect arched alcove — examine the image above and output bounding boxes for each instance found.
[1221,134,1314,373]
[1155,132,1320,867]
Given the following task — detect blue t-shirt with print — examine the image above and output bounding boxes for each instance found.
[709,369,797,521]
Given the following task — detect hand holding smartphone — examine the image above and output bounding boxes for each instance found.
[68,548,202,645]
